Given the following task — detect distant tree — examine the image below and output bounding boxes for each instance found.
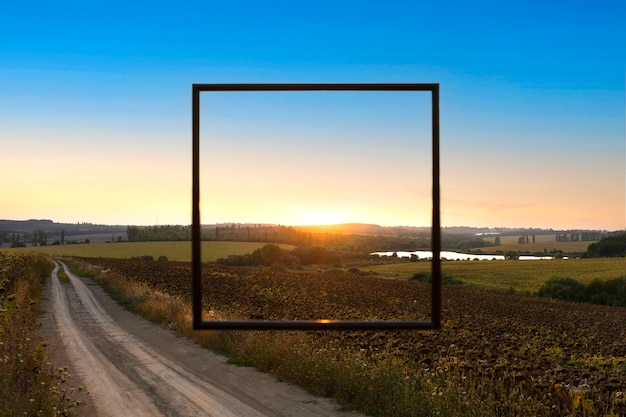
[126,226,140,242]
[11,234,26,248]
[61,230,65,245]
[556,233,568,242]
[494,236,501,245]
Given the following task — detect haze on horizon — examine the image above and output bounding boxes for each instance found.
[1,2,624,232]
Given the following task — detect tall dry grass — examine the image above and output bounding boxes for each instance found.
[0,252,82,416]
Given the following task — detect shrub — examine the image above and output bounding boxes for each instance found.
[133,255,154,261]
[251,244,287,266]
[410,271,431,282]
[537,276,626,306]
[584,276,626,307]
[216,253,254,266]
[504,250,519,259]
[537,276,586,302]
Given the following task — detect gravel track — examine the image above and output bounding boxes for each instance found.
[44,261,366,417]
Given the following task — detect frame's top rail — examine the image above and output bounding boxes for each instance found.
[193,83,439,92]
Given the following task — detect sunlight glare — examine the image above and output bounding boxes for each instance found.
[295,209,347,226]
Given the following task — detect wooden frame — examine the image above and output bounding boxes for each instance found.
[192,83,441,330]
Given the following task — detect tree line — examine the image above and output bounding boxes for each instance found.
[125,224,434,254]
[126,225,190,242]
[556,231,604,242]
[583,233,626,257]
[125,225,626,258]
[215,243,365,267]
[9,231,52,248]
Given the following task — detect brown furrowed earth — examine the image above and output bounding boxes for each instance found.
[77,257,626,416]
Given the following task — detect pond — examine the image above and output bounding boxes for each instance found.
[370,250,557,261]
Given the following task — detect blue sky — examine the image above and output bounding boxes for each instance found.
[1,1,624,230]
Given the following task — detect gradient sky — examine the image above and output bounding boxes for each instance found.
[1,1,624,230]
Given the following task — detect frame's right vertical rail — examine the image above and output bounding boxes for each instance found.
[192,84,203,327]
[431,85,441,329]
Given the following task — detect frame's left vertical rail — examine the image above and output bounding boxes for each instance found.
[430,85,441,329]
[192,84,202,328]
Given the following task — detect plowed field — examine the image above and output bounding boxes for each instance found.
[79,257,626,416]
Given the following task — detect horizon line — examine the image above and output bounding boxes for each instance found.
[1,218,623,233]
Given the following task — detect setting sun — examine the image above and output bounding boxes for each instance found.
[294,208,348,226]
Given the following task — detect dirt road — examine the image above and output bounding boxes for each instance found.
[42,261,366,417]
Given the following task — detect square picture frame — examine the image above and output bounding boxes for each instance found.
[192,83,440,330]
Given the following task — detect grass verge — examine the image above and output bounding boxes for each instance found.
[0,251,83,416]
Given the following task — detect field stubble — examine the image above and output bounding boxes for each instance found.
[73,257,626,417]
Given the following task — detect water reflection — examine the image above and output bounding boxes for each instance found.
[370,250,557,261]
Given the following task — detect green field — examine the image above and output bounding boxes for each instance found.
[6,241,294,263]
[366,257,626,293]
